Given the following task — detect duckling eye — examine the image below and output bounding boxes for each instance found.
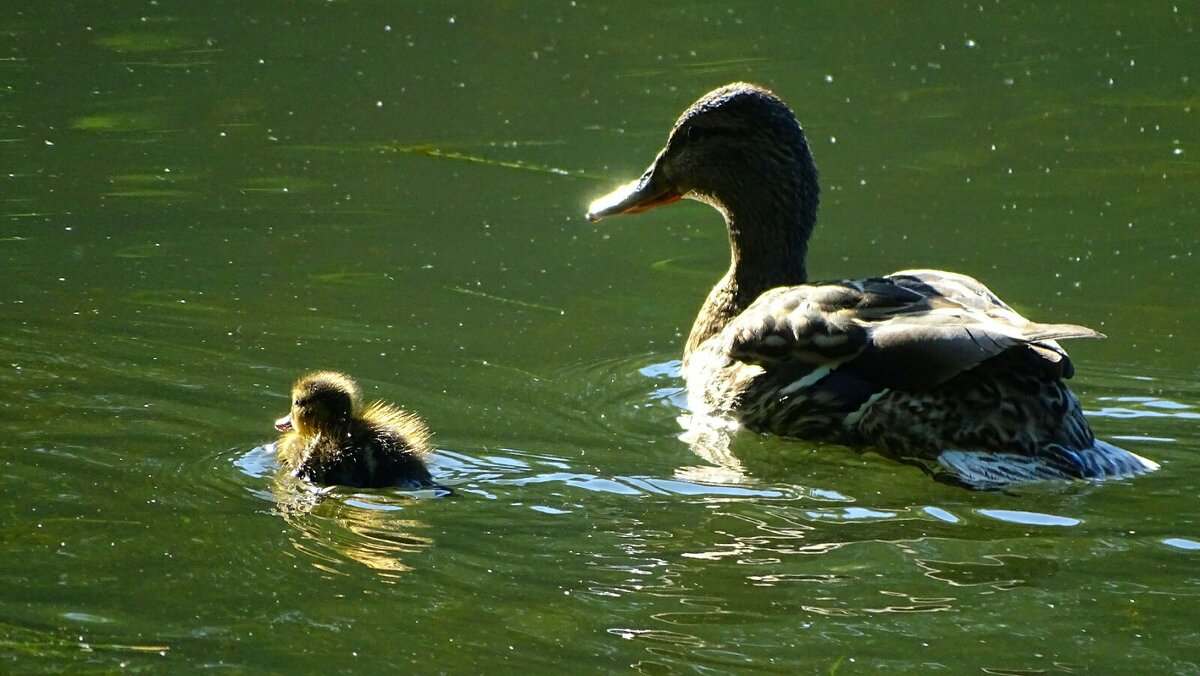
[685,126,705,142]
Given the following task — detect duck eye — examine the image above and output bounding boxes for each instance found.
[685,126,705,142]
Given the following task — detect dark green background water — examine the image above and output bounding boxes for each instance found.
[3,2,1198,672]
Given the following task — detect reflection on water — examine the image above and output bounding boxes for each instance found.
[675,412,749,483]
[916,554,1041,590]
[976,509,1081,527]
[232,429,1150,650]
[1092,396,1200,420]
[280,491,435,579]
[235,445,440,577]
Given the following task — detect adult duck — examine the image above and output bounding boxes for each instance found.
[274,371,439,489]
[586,82,1157,488]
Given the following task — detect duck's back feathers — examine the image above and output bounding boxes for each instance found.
[690,268,1155,488]
[289,416,434,489]
[313,406,432,488]
[726,270,1101,392]
[361,400,433,457]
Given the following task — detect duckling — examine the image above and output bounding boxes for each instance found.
[274,371,437,489]
[587,82,1158,489]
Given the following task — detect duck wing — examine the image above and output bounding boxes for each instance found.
[727,269,1102,392]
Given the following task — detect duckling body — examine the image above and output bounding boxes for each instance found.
[275,371,436,489]
[587,83,1158,488]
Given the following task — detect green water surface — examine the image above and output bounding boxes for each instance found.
[2,2,1198,672]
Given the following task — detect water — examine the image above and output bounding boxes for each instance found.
[3,2,1198,672]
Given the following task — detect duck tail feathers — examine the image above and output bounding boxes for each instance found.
[933,440,1158,490]
[1078,439,1160,478]
[1022,322,1105,342]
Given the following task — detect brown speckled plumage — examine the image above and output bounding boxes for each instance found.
[587,82,1158,489]
[274,371,436,489]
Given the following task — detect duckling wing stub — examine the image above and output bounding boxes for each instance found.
[726,275,1104,393]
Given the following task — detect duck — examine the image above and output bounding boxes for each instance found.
[586,82,1158,489]
[274,371,438,489]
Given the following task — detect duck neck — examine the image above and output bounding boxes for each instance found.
[684,183,816,360]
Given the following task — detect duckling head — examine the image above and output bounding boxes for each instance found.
[275,371,362,438]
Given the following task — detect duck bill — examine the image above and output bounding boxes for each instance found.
[274,414,294,432]
[586,158,681,222]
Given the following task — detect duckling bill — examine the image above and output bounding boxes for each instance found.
[274,371,437,489]
[587,82,1158,489]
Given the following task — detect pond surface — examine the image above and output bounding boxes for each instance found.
[3,2,1198,672]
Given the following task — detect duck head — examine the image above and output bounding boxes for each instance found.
[275,371,361,437]
[586,82,819,239]
[586,83,822,353]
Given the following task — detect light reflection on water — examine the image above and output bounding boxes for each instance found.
[230,425,1136,611]
[1091,399,1200,420]
[975,509,1081,527]
[280,493,436,580]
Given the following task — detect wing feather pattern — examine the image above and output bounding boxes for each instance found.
[727,270,1103,392]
